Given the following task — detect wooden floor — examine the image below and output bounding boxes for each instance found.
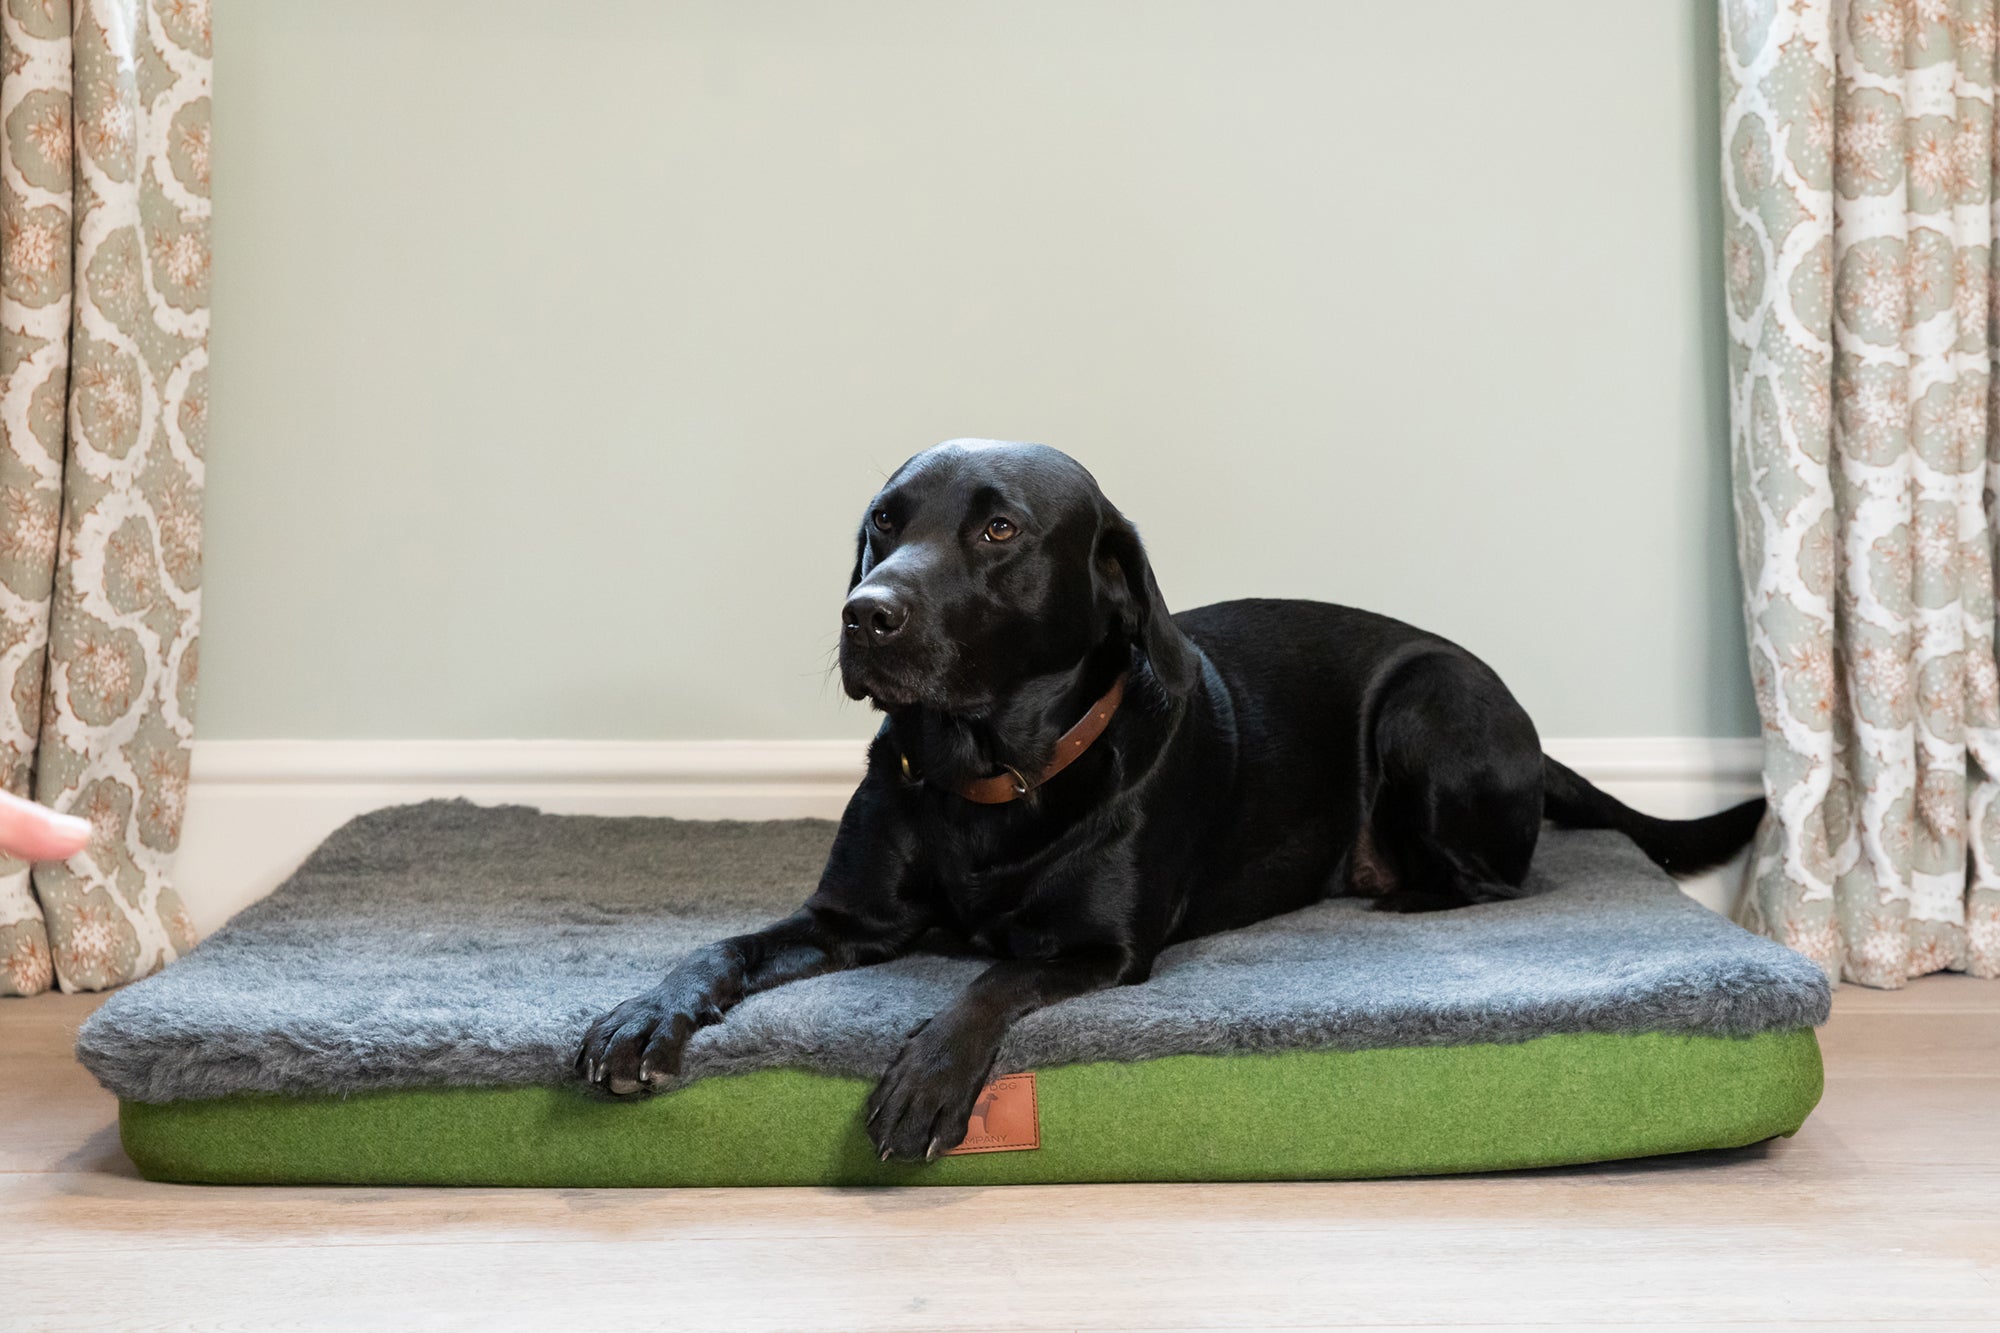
[6,981,1997,1332]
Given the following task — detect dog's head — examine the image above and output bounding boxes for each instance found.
[838,440,1196,713]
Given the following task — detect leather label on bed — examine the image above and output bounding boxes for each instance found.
[945,1072,1040,1154]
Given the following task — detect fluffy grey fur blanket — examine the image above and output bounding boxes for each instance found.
[77,800,1830,1104]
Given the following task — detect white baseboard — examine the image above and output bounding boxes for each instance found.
[174,736,1764,936]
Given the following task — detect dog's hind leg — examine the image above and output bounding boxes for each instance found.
[1350,650,1545,913]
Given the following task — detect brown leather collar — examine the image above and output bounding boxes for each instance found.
[901,672,1129,805]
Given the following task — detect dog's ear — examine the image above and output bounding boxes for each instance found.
[1095,509,1198,697]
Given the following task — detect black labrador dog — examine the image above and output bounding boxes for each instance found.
[576,440,1763,1161]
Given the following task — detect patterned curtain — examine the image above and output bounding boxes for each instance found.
[1724,0,2000,986]
[0,0,208,996]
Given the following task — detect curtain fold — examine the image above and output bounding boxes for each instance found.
[1724,0,2000,986]
[0,0,207,996]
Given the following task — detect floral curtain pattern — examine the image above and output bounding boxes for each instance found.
[1724,0,2000,985]
[0,0,207,996]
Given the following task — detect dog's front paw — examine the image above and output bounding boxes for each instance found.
[865,1021,992,1163]
[573,987,719,1097]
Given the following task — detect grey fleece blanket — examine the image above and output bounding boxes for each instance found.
[77,800,1831,1104]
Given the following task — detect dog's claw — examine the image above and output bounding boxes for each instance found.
[879,1146,893,1162]
[925,1137,942,1162]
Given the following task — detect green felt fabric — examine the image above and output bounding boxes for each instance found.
[119,1029,1823,1187]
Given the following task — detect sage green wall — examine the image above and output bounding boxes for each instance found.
[202,0,1753,741]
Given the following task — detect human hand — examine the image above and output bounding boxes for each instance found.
[0,790,91,863]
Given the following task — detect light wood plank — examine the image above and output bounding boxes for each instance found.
[1815,1011,2000,1076]
[8,1225,1997,1330]
[5,1152,1994,1250]
[1826,971,2000,1014]
[0,993,119,1175]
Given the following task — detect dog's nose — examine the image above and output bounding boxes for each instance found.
[843,590,909,643]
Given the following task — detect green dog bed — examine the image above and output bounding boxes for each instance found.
[80,802,1828,1187]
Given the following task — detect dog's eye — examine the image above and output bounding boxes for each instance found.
[872,509,894,533]
[983,517,1017,543]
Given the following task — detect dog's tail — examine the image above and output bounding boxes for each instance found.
[1542,755,1764,878]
